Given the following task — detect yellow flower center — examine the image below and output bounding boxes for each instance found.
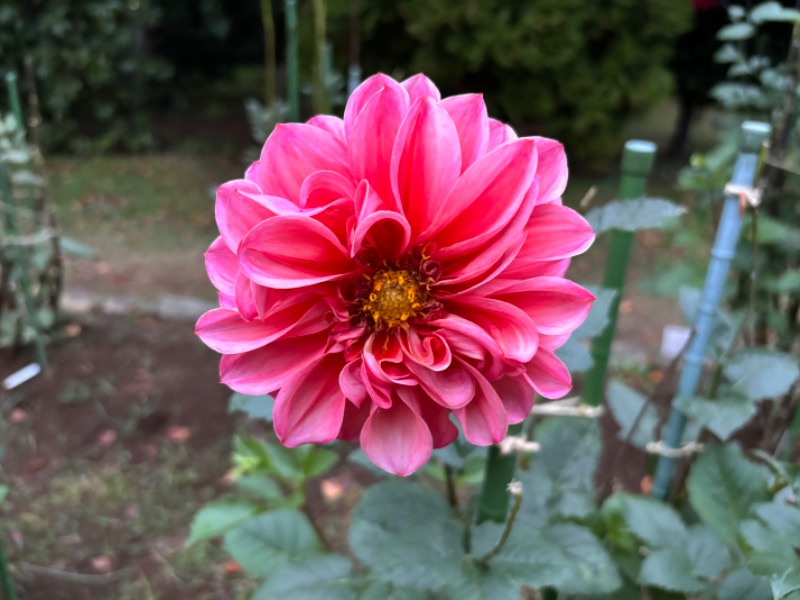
[363,268,428,329]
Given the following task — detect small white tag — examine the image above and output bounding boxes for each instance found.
[3,363,42,390]
[661,325,692,360]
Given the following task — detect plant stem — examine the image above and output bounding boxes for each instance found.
[444,464,461,519]
[477,483,522,564]
[0,536,18,600]
[477,423,520,523]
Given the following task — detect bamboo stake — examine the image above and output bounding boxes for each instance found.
[582,140,657,406]
[651,121,771,500]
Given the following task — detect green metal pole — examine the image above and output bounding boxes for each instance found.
[284,0,299,121]
[4,73,23,131]
[477,423,521,523]
[582,140,657,406]
[0,535,18,600]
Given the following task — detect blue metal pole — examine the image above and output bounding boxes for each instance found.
[651,121,771,500]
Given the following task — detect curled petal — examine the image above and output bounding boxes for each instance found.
[491,277,595,336]
[517,203,595,262]
[307,114,346,143]
[258,123,350,202]
[299,170,355,209]
[401,73,442,103]
[407,360,475,409]
[205,236,237,296]
[390,97,462,236]
[344,73,409,141]
[196,308,280,354]
[396,386,458,448]
[274,354,347,446]
[361,396,433,476]
[235,271,259,321]
[351,181,411,261]
[532,137,568,205]
[216,179,271,252]
[339,358,368,406]
[240,215,354,288]
[220,332,328,395]
[487,118,517,150]
[453,360,508,445]
[399,328,451,371]
[440,93,489,169]
[492,375,535,424]
[524,348,572,399]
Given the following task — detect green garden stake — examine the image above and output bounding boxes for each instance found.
[284,0,299,121]
[0,535,18,600]
[477,423,521,523]
[651,122,771,500]
[311,0,329,114]
[4,73,23,131]
[582,140,657,407]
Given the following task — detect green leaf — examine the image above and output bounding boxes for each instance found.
[253,555,355,600]
[224,509,323,578]
[572,287,617,339]
[716,569,771,600]
[674,392,756,441]
[556,337,593,372]
[685,525,732,580]
[480,523,621,594]
[751,1,800,23]
[762,270,800,293]
[234,475,284,502]
[753,501,800,540]
[448,558,522,600]
[302,447,338,479]
[773,567,800,600]
[348,480,464,590]
[606,380,659,449]
[186,499,260,545]
[357,582,431,600]
[0,485,7,503]
[740,519,800,577]
[638,545,704,594]
[615,494,687,548]
[60,236,96,258]
[717,22,756,41]
[723,349,800,401]
[585,198,685,234]
[229,392,275,421]
[687,444,771,547]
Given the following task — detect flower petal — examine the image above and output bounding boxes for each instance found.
[533,137,568,205]
[524,348,572,399]
[390,97,462,236]
[307,114,346,143]
[491,277,595,335]
[205,236,238,296]
[239,215,354,288]
[360,396,433,476]
[401,73,441,102]
[427,138,537,256]
[516,203,595,262]
[344,73,409,141]
[299,170,355,209]
[453,361,508,445]
[487,118,517,150]
[274,354,347,446]
[350,181,411,262]
[219,332,328,395]
[348,83,408,201]
[396,385,458,448]
[258,123,350,202]
[216,179,271,252]
[407,360,475,409]
[440,94,489,169]
[339,358,368,406]
[492,375,535,424]
[235,271,259,321]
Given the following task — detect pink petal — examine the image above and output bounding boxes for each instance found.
[344,73,409,141]
[235,271,259,321]
[516,203,595,262]
[407,360,475,409]
[205,236,238,296]
[339,358,368,406]
[427,138,537,256]
[399,329,451,371]
[396,386,458,448]
[440,94,489,169]
[239,215,354,288]
[258,123,350,202]
[430,313,505,379]
[492,375,535,424]
[390,97,462,236]
[360,396,433,476]
[219,332,328,395]
[446,296,539,364]
[348,84,408,202]
[245,161,259,182]
[350,181,411,262]
[491,277,595,336]
[401,74,442,102]
[533,137,568,205]
[274,354,347,446]
[196,308,283,354]
[453,361,508,445]
[299,170,355,209]
[216,179,271,252]
[487,118,517,150]
[337,400,370,442]
[524,348,572,399]
[307,114,346,143]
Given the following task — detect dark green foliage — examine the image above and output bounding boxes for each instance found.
[327,0,691,164]
[0,0,170,151]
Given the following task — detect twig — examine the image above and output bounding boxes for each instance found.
[477,481,523,565]
[19,563,134,584]
[444,464,461,519]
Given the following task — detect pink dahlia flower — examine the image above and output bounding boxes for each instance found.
[197,73,595,476]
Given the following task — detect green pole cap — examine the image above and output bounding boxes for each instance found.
[621,139,657,176]
[739,121,771,153]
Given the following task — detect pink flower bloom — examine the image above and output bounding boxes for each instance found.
[197,73,595,476]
